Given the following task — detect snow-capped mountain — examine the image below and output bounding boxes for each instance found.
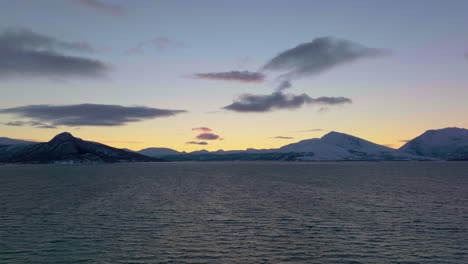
[139,131,423,161]
[0,132,164,164]
[277,131,414,161]
[0,137,37,145]
[400,127,468,160]
[3,128,467,163]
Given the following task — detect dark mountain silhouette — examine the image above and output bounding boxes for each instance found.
[0,132,164,164]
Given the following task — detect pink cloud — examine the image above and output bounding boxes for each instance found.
[69,0,126,17]
[196,132,221,140]
[192,127,212,132]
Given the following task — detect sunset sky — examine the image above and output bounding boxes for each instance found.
[1,0,467,151]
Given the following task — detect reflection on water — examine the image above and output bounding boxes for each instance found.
[0,162,467,263]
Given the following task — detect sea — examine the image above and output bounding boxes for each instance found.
[0,162,467,264]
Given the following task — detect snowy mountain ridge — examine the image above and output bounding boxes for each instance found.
[2,128,468,163]
[399,127,468,160]
[0,137,37,146]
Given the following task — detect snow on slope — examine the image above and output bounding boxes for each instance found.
[400,127,468,159]
[0,137,37,145]
[278,131,414,160]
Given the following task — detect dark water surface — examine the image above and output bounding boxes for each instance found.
[0,162,467,264]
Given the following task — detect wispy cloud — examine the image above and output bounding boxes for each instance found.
[0,104,187,127]
[272,136,294,139]
[400,139,411,143]
[296,128,324,132]
[193,71,265,83]
[68,0,126,17]
[0,28,108,78]
[124,37,181,55]
[223,92,351,112]
[186,141,208,145]
[3,121,56,129]
[192,127,212,132]
[66,41,111,53]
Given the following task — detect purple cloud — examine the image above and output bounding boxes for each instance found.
[192,127,212,132]
[186,141,208,145]
[196,133,221,140]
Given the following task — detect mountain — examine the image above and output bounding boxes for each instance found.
[400,127,468,160]
[0,137,37,145]
[277,131,415,161]
[145,131,422,161]
[0,132,164,164]
[138,147,181,157]
[4,128,466,163]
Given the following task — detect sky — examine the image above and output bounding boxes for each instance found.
[1,0,467,151]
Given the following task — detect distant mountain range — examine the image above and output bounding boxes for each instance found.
[1,128,467,164]
[137,127,468,161]
[0,137,36,145]
[0,132,163,164]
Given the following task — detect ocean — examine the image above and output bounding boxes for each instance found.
[0,162,467,263]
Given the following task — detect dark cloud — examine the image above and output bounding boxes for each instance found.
[194,71,265,83]
[272,136,294,139]
[3,121,26,127]
[186,141,208,145]
[276,80,292,91]
[465,53,468,60]
[223,92,351,112]
[0,104,187,127]
[68,0,126,17]
[192,127,212,132]
[0,28,108,78]
[3,120,56,129]
[196,133,221,140]
[263,36,387,80]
